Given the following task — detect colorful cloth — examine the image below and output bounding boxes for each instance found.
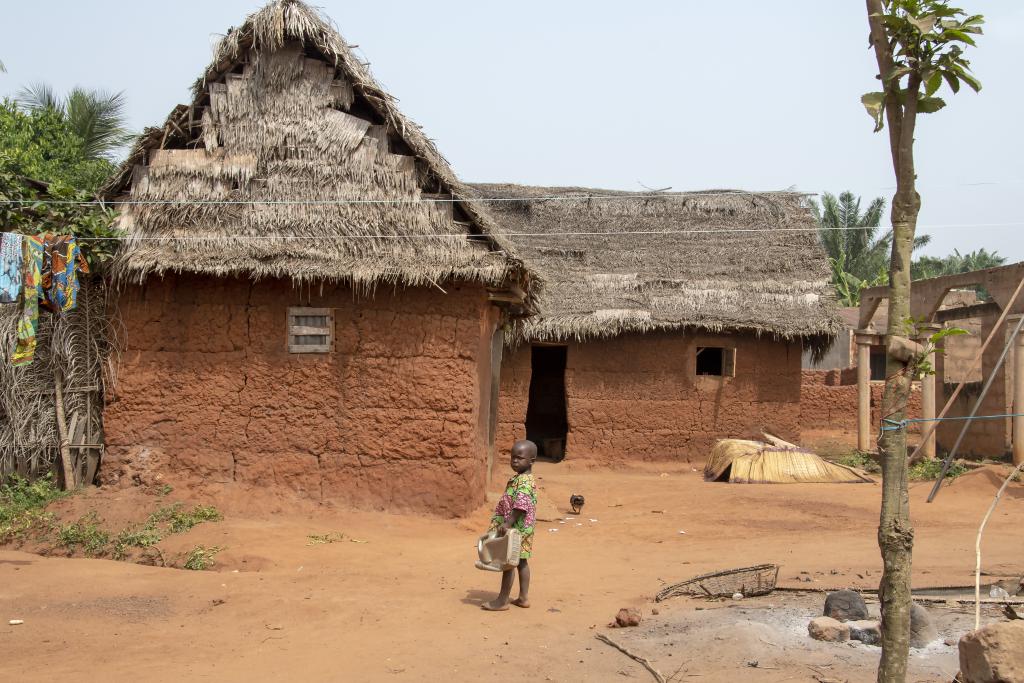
[40,234,88,313]
[0,232,22,303]
[489,472,537,559]
[12,236,44,366]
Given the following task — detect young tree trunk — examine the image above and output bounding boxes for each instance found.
[865,2,921,680]
[876,195,918,683]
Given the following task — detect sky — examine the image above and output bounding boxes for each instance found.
[1,1,1021,261]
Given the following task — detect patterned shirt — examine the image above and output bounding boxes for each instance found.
[489,472,537,558]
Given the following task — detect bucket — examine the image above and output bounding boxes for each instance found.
[475,529,522,572]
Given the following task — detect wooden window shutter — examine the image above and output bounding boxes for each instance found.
[723,347,736,377]
[288,307,334,354]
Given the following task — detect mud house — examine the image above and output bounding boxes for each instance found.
[475,184,842,461]
[99,0,536,516]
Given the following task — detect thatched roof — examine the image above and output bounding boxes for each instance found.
[104,0,534,298]
[470,184,841,346]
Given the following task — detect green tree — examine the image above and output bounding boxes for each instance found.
[0,99,114,191]
[0,100,120,266]
[912,247,1006,279]
[812,191,931,304]
[813,191,933,281]
[16,83,133,161]
[862,2,983,681]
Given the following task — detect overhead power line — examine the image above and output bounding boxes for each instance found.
[61,221,1024,241]
[0,190,804,206]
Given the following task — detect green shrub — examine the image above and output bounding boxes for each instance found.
[57,512,110,555]
[112,525,164,559]
[0,474,64,542]
[148,502,222,534]
[183,545,222,570]
[831,451,881,474]
[909,459,968,481]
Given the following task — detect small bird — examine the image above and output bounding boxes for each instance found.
[569,494,585,515]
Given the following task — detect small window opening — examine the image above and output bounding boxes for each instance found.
[288,307,333,354]
[696,347,735,377]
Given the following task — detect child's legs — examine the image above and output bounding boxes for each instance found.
[496,567,515,601]
[482,568,516,610]
[515,559,530,602]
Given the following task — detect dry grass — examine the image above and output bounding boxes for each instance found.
[472,184,840,349]
[0,281,110,477]
[104,0,536,302]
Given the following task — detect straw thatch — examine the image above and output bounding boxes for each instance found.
[471,184,841,349]
[104,0,534,299]
[704,439,872,484]
[0,281,109,479]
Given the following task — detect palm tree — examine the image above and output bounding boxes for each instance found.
[912,248,1007,280]
[16,83,133,160]
[811,191,932,283]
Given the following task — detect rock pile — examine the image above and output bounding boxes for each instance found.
[809,590,935,648]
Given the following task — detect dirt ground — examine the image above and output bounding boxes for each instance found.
[2,461,1022,682]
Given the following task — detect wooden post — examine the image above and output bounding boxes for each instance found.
[917,323,941,460]
[856,332,873,452]
[52,368,77,490]
[1011,315,1024,466]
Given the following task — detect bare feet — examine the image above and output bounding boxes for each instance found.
[481,600,510,611]
[511,597,530,609]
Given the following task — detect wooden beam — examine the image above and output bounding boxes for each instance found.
[487,284,526,305]
[858,293,886,330]
[935,301,1000,323]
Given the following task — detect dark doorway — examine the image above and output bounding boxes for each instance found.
[525,345,569,462]
[870,346,887,381]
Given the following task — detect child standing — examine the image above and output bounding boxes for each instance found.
[481,439,537,611]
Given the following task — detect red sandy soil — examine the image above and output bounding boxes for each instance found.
[2,461,1022,682]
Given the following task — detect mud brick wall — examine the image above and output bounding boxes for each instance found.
[103,274,496,516]
[799,370,922,436]
[498,331,804,462]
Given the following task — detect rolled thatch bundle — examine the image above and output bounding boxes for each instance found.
[0,281,109,478]
[470,184,841,353]
[104,0,536,301]
[704,438,872,484]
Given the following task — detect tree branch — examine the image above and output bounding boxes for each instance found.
[866,0,904,177]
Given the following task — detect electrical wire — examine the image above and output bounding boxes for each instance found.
[52,221,1024,241]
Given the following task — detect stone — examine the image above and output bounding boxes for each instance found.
[910,602,939,649]
[614,608,642,628]
[990,586,1011,600]
[848,620,881,646]
[808,616,851,642]
[823,589,869,622]
[959,621,1024,683]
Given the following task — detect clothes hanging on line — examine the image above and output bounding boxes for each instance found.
[10,233,89,366]
[12,235,44,367]
[40,234,88,313]
[0,232,22,304]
